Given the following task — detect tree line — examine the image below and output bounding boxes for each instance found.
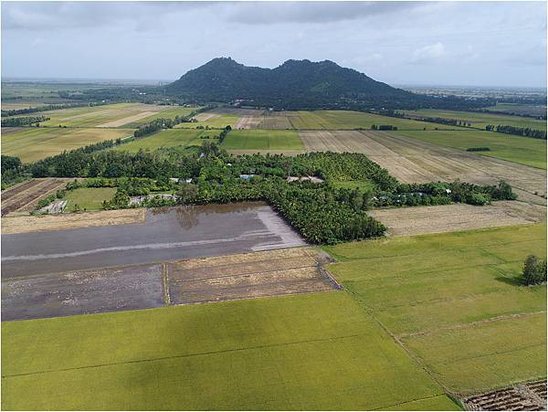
[485,125,546,140]
[1,116,50,127]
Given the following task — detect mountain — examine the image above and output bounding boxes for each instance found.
[164,58,420,109]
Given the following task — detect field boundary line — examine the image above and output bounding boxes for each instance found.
[369,393,454,411]
[398,310,547,340]
[2,333,364,379]
[162,263,171,306]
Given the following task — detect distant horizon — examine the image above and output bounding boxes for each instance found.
[2,75,547,92]
[2,2,546,88]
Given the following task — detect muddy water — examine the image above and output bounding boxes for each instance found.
[1,202,305,278]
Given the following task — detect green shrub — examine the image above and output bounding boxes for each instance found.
[521,255,547,286]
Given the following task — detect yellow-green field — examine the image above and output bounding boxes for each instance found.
[405,109,547,131]
[1,127,133,163]
[38,103,198,128]
[176,114,241,129]
[113,129,209,153]
[222,129,304,153]
[64,187,116,211]
[1,292,458,410]
[324,223,547,395]
[394,129,547,169]
[287,110,456,130]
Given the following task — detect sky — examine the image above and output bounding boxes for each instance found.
[2,1,547,88]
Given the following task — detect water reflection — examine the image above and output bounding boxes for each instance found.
[146,201,268,230]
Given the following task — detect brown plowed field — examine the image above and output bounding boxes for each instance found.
[1,178,69,216]
[464,380,547,411]
[166,247,338,304]
[299,130,547,205]
[234,115,263,129]
[369,201,546,237]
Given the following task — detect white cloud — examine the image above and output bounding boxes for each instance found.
[411,42,446,64]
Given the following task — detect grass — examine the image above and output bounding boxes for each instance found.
[324,223,547,395]
[288,110,456,131]
[63,187,116,211]
[395,129,547,169]
[1,292,458,410]
[113,129,206,153]
[222,129,304,153]
[1,127,132,163]
[405,109,547,131]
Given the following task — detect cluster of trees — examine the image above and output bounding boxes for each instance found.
[1,116,50,127]
[413,116,471,127]
[1,102,107,117]
[466,147,491,152]
[11,141,519,244]
[371,125,398,131]
[218,125,232,143]
[1,155,26,189]
[133,108,212,138]
[485,125,546,140]
[521,255,547,286]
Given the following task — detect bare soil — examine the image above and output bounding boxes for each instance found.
[464,380,547,411]
[1,208,146,234]
[258,112,294,129]
[369,201,546,237]
[1,263,164,321]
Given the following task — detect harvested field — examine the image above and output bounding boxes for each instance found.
[97,111,155,127]
[234,114,263,129]
[1,203,305,277]
[300,130,547,205]
[369,201,546,237]
[1,178,69,216]
[194,112,220,121]
[2,264,164,321]
[167,247,337,304]
[463,380,547,411]
[1,208,145,234]
[258,111,295,129]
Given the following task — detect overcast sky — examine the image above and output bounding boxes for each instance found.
[2,1,546,87]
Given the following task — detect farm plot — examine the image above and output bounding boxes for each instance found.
[369,201,546,237]
[1,203,306,277]
[1,292,457,410]
[222,129,304,154]
[300,130,547,205]
[290,110,450,130]
[405,108,547,130]
[176,108,243,129]
[2,263,165,321]
[39,103,189,128]
[258,111,296,129]
[1,127,132,162]
[325,223,547,395]
[1,208,145,234]
[1,178,69,216]
[396,129,547,170]
[64,187,116,211]
[166,247,337,304]
[113,129,206,153]
[464,380,546,410]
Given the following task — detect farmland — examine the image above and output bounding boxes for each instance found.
[324,223,547,395]
[395,129,547,170]
[38,103,198,128]
[1,178,69,216]
[1,127,132,162]
[405,108,547,130]
[1,292,458,410]
[222,129,304,154]
[113,129,206,153]
[64,187,116,211]
[299,130,547,204]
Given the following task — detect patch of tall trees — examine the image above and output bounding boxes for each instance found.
[485,124,547,140]
[1,116,50,127]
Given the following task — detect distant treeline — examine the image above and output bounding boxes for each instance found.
[133,106,213,138]
[1,102,109,117]
[475,108,547,121]
[1,116,50,127]
[485,125,547,140]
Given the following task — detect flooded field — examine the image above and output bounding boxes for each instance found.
[1,202,305,278]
